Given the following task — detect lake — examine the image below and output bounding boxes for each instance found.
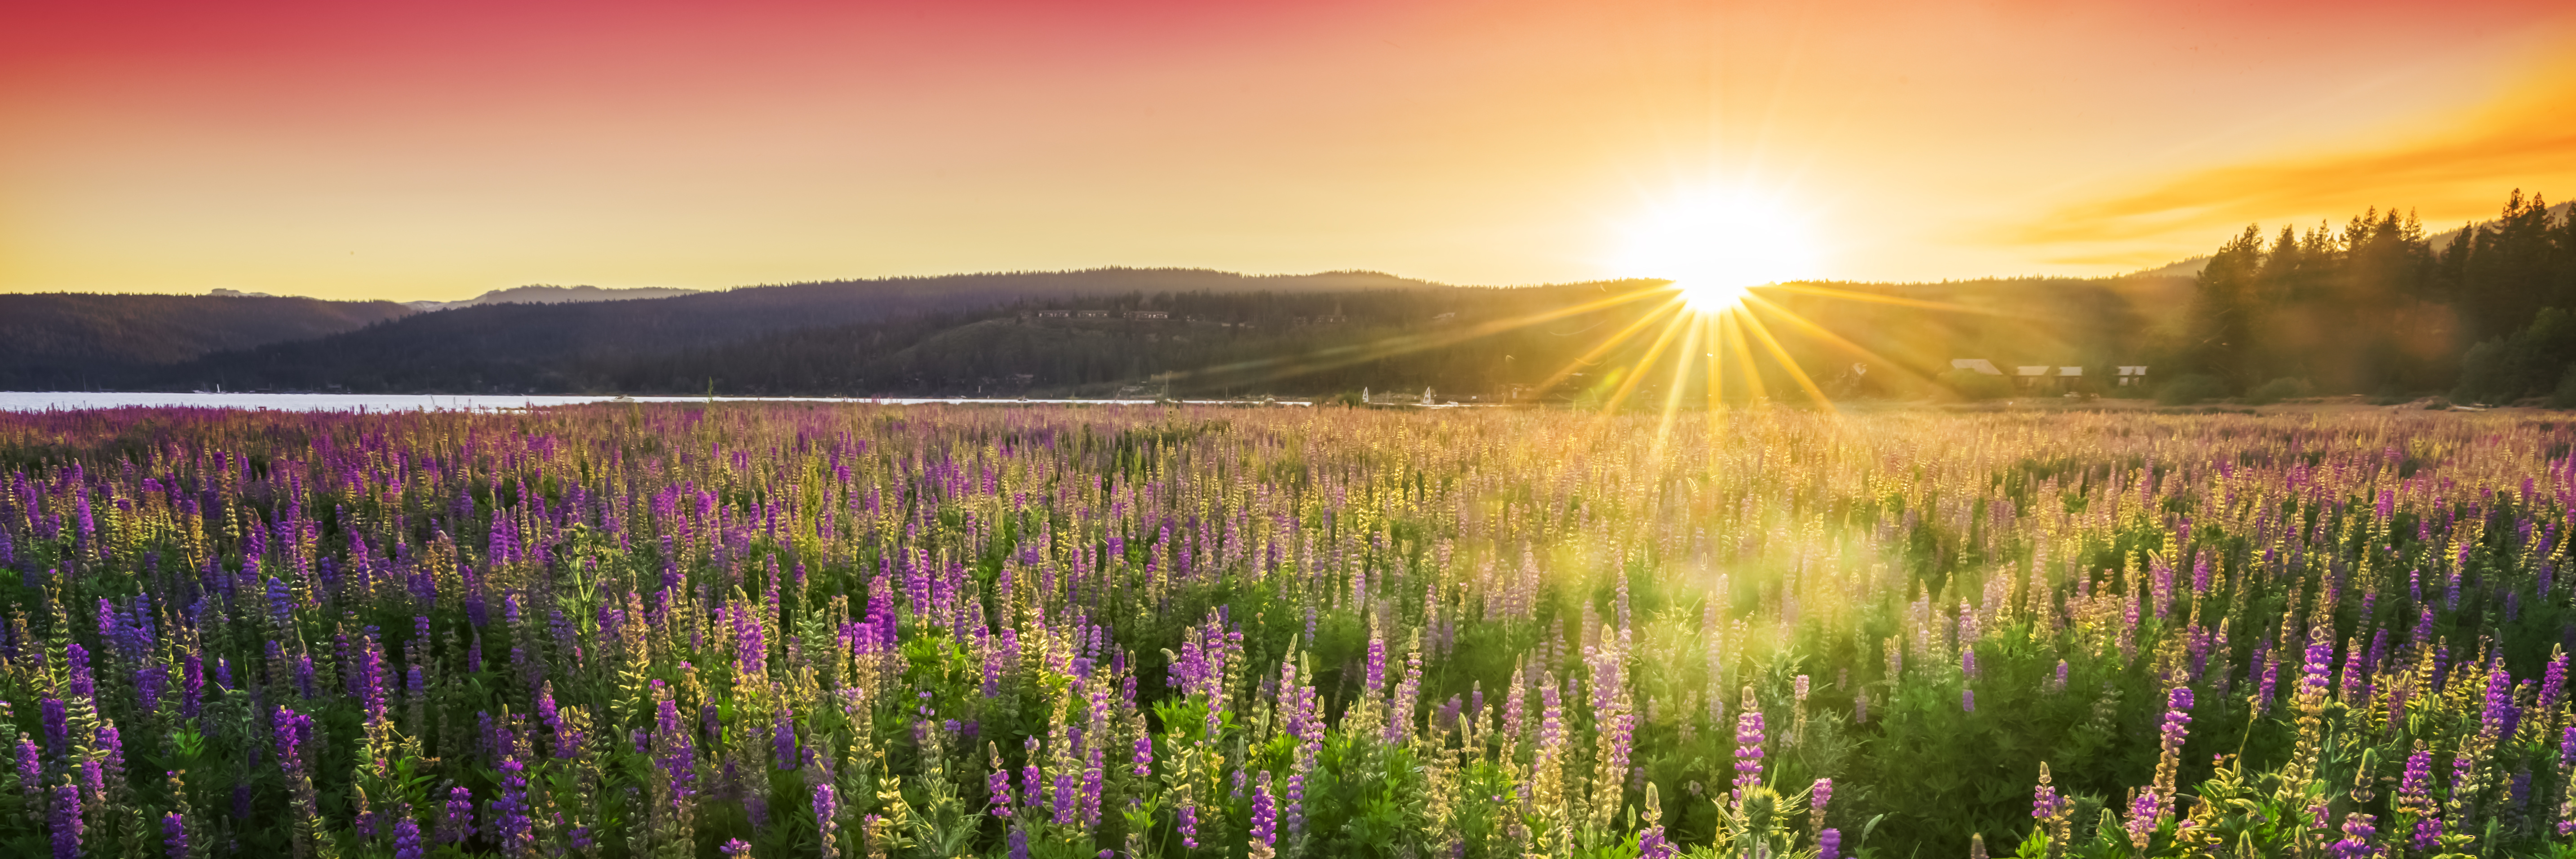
[0,392,1309,411]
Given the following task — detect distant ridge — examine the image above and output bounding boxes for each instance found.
[0,292,412,388]
[404,284,704,312]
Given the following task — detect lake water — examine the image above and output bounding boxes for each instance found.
[0,392,1311,412]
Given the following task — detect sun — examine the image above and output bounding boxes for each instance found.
[1614,190,1821,311]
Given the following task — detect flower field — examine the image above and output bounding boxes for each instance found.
[0,403,2572,859]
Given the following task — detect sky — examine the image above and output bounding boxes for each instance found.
[4,0,2573,302]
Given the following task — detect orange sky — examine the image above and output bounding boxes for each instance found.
[3,0,2572,301]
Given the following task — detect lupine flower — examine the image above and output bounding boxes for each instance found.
[1250,770,1277,847]
[2412,814,2443,851]
[772,706,798,771]
[41,698,66,756]
[393,814,425,859]
[440,785,476,845]
[492,757,534,855]
[162,810,187,859]
[815,783,842,859]
[17,738,40,801]
[1818,828,1841,859]
[1733,689,1765,797]
[2124,789,2158,852]
[2328,812,2376,859]
[2543,647,2569,713]
[51,776,81,859]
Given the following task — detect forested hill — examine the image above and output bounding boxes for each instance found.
[2176,190,2576,401]
[0,292,414,389]
[145,269,1460,393]
[127,270,2196,399]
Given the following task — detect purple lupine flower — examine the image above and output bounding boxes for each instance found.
[2032,778,2066,820]
[2159,687,2193,750]
[266,576,294,628]
[1818,828,1841,859]
[1250,770,1277,847]
[1178,802,1201,850]
[1363,633,1387,698]
[721,839,753,857]
[98,724,123,790]
[51,777,81,859]
[2124,789,2158,851]
[2328,813,2376,859]
[1008,828,1030,859]
[1079,742,1106,827]
[16,738,39,801]
[814,783,842,859]
[1639,819,1673,859]
[440,785,477,845]
[1812,777,1833,821]
[63,644,94,702]
[2412,815,2443,851]
[1045,767,1074,824]
[2544,649,2569,713]
[162,810,188,859]
[393,814,425,859]
[987,757,1014,815]
[656,691,697,802]
[772,706,797,771]
[2481,661,2516,738]
[492,757,534,855]
[1732,695,1765,797]
[2301,630,2333,694]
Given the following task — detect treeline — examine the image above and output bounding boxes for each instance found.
[0,293,412,388]
[537,282,1667,397]
[2178,190,2576,399]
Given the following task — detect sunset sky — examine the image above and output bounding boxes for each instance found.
[4,0,2573,302]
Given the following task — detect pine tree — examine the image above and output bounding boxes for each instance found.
[2184,226,2269,389]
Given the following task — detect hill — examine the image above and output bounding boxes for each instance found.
[402,284,705,312]
[148,268,1463,393]
[135,270,2197,400]
[0,293,414,389]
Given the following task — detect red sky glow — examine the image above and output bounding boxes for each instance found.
[4,0,2572,299]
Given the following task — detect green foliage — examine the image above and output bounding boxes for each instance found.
[2242,377,2314,405]
[2454,307,2576,404]
[2155,374,2228,405]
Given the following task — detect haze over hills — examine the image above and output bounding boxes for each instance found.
[109,267,2197,399]
[8,184,2573,403]
[401,284,705,312]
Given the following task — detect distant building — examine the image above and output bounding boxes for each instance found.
[2117,366,2149,386]
[1035,309,1072,318]
[1128,310,1169,320]
[1076,310,1112,319]
[1430,312,1457,325]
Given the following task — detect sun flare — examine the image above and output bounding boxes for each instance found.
[1615,191,1821,310]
